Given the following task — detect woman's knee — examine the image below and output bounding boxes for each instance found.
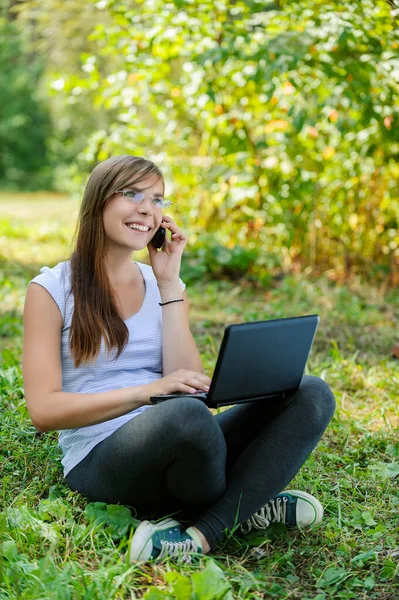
[160,396,223,447]
[294,375,336,429]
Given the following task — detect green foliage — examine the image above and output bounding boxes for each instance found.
[0,17,52,190]
[180,235,263,283]
[7,0,399,278]
[143,561,234,599]
[84,502,140,539]
[23,0,398,278]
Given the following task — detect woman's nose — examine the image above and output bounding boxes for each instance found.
[137,197,153,214]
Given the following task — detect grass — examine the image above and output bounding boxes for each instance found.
[0,192,398,599]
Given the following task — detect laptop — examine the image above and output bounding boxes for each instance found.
[150,314,320,409]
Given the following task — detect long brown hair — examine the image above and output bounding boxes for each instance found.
[68,155,163,367]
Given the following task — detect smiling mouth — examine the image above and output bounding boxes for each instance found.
[125,224,151,233]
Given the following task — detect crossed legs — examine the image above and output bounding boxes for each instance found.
[66,376,335,549]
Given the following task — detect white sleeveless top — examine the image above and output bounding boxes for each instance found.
[29,260,185,476]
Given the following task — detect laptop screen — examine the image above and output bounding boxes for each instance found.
[208,315,319,406]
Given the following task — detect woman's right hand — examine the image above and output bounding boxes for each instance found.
[145,369,211,401]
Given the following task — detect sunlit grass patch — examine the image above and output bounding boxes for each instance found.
[0,192,79,267]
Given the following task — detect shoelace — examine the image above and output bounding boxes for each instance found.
[241,497,288,533]
[158,538,198,562]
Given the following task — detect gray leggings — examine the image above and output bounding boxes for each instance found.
[66,375,335,549]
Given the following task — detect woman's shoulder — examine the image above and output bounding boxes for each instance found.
[28,261,71,324]
[30,260,70,285]
[29,261,72,302]
[38,260,70,277]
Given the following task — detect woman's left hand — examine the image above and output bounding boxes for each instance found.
[147,215,188,284]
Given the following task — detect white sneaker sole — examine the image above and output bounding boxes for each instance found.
[129,518,180,562]
[284,489,324,527]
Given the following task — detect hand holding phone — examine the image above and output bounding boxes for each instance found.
[147,216,189,284]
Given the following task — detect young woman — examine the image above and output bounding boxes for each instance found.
[23,155,335,563]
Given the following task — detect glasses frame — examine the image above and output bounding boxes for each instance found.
[115,189,172,210]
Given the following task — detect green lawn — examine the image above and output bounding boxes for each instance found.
[0,193,398,599]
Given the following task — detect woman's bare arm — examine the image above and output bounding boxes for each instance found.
[22,283,152,433]
[159,282,204,376]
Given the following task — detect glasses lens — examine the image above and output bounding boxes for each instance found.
[132,192,145,203]
[124,191,170,209]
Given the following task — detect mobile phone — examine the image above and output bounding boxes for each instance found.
[151,226,166,249]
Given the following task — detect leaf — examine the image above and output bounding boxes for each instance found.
[386,444,399,458]
[319,566,349,587]
[363,575,375,590]
[84,502,109,527]
[47,485,64,501]
[143,588,172,600]
[386,462,399,478]
[380,559,398,580]
[361,512,377,526]
[293,109,306,132]
[351,550,377,567]
[107,504,139,538]
[165,572,193,600]
[368,461,399,479]
[84,503,138,539]
[191,560,233,600]
[38,498,70,521]
[0,540,19,560]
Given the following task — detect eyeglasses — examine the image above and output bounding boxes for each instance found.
[116,189,172,209]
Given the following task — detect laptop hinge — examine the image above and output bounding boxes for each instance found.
[216,391,285,407]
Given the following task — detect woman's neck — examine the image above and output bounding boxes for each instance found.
[104,256,139,288]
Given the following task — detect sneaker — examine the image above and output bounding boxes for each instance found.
[240,489,324,533]
[129,517,202,563]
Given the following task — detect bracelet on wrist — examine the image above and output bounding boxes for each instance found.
[159,299,185,306]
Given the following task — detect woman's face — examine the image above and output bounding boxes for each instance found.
[102,174,165,251]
